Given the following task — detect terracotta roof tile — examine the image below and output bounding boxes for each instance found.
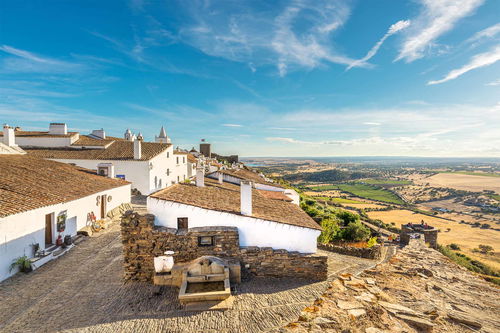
[0,131,78,138]
[0,155,130,217]
[150,178,320,231]
[25,141,171,161]
[218,168,284,188]
[187,153,197,163]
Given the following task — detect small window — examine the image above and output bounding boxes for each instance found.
[166,169,170,176]
[183,157,185,163]
[177,217,188,230]
[167,152,169,158]
[177,175,180,182]
[176,157,179,164]
[198,236,214,247]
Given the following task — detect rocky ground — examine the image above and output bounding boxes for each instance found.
[275,239,500,333]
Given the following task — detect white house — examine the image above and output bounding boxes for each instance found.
[173,150,189,183]
[207,168,300,205]
[0,154,131,282]
[1,123,188,195]
[147,175,321,253]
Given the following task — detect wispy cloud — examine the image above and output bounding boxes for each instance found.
[0,45,85,73]
[485,78,500,86]
[466,23,500,45]
[174,0,364,76]
[347,20,410,70]
[222,123,243,127]
[428,45,500,85]
[396,0,484,62]
[363,122,381,126]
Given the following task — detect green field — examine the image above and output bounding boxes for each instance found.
[308,185,339,191]
[330,197,365,204]
[336,184,405,205]
[360,179,412,185]
[443,171,500,178]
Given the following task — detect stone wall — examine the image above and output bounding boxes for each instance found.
[121,211,327,282]
[400,225,438,249]
[318,243,384,260]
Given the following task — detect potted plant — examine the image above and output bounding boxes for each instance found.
[10,256,32,273]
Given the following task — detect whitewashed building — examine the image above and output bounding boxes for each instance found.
[147,174,321,253]
[0,154,131,282]
[1,123,190,195]
[207,168,300,205]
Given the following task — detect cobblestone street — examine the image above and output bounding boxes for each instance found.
[0,220,385,333]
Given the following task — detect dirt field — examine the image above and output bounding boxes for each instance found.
[417,173,500,194]
[367,209,500,270]
[341,202,387,209]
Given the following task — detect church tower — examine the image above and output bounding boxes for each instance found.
[155,126,171,144]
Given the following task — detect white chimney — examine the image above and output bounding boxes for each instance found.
[218,172,223,184]
[240,181,253,216]
[2,124,15,147]
[49,123,68,135]
[91,128,106,139]
[134,139,142,159]
[196,167,205,187]
[97,163,115,178]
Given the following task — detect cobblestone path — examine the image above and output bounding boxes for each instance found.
[0,222,390,333]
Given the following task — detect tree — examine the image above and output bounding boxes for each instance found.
[318,218,341,244]
[337,210,359,227]
[478,244,494,254]
[449,243,461,251]
[340,220,371,242]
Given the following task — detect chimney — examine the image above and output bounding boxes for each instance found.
[49,123,68,135]
[240,181,253,216]
[218,172,223,184]
[196,167,205,187]
[91,128,106,139]
[2,124,15,147]
[134,139,142,159]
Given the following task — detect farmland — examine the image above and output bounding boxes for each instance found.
[417,172,500,194]
[335,184,405,205]
[367,209,500,270]
[361,179,412,185]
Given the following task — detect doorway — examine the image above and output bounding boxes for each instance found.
[45,213,53,246]
[100,195,107,219]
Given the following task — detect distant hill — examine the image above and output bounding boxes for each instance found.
[284,169,375,182]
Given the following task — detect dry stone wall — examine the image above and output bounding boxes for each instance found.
[318,243,384,259]
[121,211,327,282]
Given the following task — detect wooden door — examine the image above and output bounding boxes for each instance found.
[100,195,107,219]
[177,217,188,230]
[45,214,52,245]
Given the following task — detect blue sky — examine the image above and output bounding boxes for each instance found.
[1,0,499,157]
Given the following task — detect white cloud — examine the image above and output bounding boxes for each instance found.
[485,78,500,86]
[347,20,410,70]
[222,123,243,127]
[363,122,381,126]
[428,45,500,84]
[396,0,484,62]
[0,45,85,73]
[175,0,364,76]
[466,23,500,45]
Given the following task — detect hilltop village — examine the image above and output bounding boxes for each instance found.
[1,123,499,333]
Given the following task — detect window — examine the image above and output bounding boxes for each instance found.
[167,152,169,158]
[176,157,179,164]
[177,175,180,182]
[177,217,188,230]
[183,157,185,163]
[154,176,158,188]
[166,169,170,176]
[158,179,162,188]
[198,236,214,247]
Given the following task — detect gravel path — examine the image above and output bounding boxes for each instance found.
[0,221,388,333]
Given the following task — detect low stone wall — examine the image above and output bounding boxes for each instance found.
[121,211,327,282]
[318,242,384,260]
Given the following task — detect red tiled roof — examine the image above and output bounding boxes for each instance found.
[150,178,320,231]
[25,141,171,161]
[0,155,130,217]
[218,168,284,188]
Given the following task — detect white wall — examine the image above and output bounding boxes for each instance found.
[173,153,188,184]
[149,147,177,192]
[0,184,130,282]
[147,197,320,253]
[16,135,77,147]
[208,172,283,192]
[187,162,196,178]
[49,158,151,194]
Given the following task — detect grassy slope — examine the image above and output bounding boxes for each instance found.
[361,179,412,185]
[336,184,405,205]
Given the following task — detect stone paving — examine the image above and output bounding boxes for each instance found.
[0,219,390,333]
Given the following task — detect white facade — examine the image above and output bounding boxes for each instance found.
[147,197,320,253]
[173,153,188,184]
[0,184,131,282]
[46,146,180,195]
[12,135,78,148]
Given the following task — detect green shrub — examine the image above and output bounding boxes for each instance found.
[318,218,341,244]
[478,244,494,254]
[449,243,461,250]
[340,220,371,242]
[367,237,378,248]
[337,210,359,227]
